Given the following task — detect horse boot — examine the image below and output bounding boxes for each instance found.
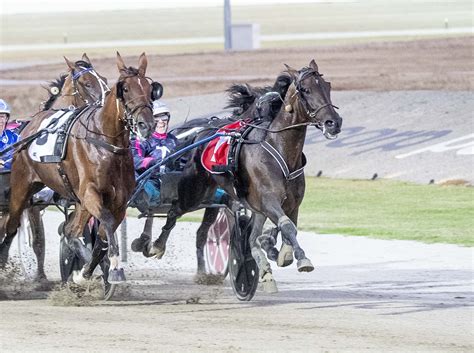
[131,233,151,253]
[277,216,294,267]
[257,228,279,262]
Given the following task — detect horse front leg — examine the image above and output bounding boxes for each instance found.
[130,216,153,253]
[195,207,219,275]
[81,185,126,284]
[145,206,181,259]
[276,210,314,272]
[249,213,278,293]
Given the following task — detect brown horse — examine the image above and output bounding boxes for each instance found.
[0,54,108,281]
[140,60,342,294]
[2,53,158,284]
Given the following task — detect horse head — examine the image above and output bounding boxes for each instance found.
[63,53,109,107]
[115,52,161,140]
[285,59,342,139]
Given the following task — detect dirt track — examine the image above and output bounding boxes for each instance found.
[0,38,473,352]
[1,211,472,353]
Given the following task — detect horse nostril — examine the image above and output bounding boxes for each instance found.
[325,120,335,128]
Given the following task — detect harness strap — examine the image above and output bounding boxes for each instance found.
[261,141,306,181]
[85,137,129,155]
[57,163,80,203]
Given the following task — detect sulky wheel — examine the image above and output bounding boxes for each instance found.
[204,208,231,276]
[228,214,259,301]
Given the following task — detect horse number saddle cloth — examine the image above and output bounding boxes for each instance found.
[28,109,78,163]
[201,120,247,174]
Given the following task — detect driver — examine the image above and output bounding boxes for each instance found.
[0,99,19,171]
[131,100,178,210]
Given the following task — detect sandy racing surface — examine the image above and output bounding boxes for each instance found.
[0,38,473,352]
[0,211,472,353]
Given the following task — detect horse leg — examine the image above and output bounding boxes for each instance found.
[257,226,280,263]
[76,184,126,284]
[277,212,314,272]
[64,206,93,267]
[29,207,47,281]
[131,216,153,253]
[1,170,40,268]
[196,207,219,274]
[145,207,181,259]
[250,213,278,293]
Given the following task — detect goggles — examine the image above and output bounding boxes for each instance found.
[154,113,170,122]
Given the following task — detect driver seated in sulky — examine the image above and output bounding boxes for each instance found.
[0,99,19,171]
[131,100,178,211]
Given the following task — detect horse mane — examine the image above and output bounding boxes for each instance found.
[42,73,68,110]
[225,72,292,120]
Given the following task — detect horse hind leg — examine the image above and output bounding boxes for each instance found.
[278,215,314,272]
[29,207,48,281]
[250,213,278,293]
[1,173,41,267]
[195,207,219,275]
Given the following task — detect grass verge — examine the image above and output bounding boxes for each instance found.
[299,177,473,246]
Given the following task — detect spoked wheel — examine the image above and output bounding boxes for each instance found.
[204,208,231,276]
[58,218,117,301]
[228,214,259,301]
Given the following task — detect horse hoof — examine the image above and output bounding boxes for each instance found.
[72,269,88,286]
[260,272,278,293]
[131,235,150,252]
[108,268,126,284]
[267,247,279,262]
[277,243,293,267]
[297,258,315,272]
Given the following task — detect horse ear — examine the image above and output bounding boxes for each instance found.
[284,64,298,80]
[64,56,75,71]
[309,59,319,72]
[138,52,147,77]
[81,53,91,64]
[116,51,127,73]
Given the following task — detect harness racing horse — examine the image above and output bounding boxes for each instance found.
[141,60,342,293]
[0,54,108,281]
[131,72,293,279]
[1,53,159,284]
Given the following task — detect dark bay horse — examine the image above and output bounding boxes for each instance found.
[0,54,108,281]
[2,53,158,284]
[140,60,342,292]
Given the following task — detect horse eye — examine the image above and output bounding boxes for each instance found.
[85,82,92,88]
[300,87,310,94]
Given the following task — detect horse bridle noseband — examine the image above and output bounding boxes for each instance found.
[71,66,110,107]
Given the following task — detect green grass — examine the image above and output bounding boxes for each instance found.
[1,0,472,61]
[298,177,474,246]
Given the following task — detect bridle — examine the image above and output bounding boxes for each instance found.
[294,68,339,122]
[115,74,153,134]
[71,66,110,107]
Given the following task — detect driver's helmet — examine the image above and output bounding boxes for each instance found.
[0,99,11,118]
[152,100,170,120]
